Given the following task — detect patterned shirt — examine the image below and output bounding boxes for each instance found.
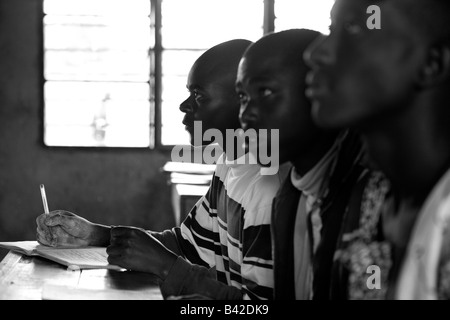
[337,168,450,300]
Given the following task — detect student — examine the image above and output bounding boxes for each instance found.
[305,0,450,299]
[36,39,290,300]
[236,29,367,300]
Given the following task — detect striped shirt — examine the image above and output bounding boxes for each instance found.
[158,153,289,300]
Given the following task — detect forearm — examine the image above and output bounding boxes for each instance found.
[149,228,184,256]
[89,223,112,247]
[160,257,243,300]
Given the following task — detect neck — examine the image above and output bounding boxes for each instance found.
[291,131,339,176]
[221,136,246,162]
[361,99,450,206]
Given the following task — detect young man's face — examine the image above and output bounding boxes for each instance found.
[236,52,320,164]
[305,0,426,129]
[180,60,240,146]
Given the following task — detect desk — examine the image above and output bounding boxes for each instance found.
[0,251,163,300]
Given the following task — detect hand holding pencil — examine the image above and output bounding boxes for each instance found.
[36,184,110,247]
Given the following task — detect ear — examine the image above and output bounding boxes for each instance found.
[418,45,450,88]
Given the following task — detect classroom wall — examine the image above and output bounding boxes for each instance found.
[0,0,175,260]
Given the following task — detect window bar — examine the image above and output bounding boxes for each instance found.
[153,0,163,149]
[264,0,275,34]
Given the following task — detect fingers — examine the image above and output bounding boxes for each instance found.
[36,210,93,248]
[36,227,53,246]
[106,253,123,267]
[107,227,127,255]
[36,211,74,247]
[44,210,73,228]
[108,228,131,255]
[50,226,90,248]
[106,241,129,267]
[106,227,167,274]
[107,226,141,266]
[36,214,54,245]
[36,215,44,228]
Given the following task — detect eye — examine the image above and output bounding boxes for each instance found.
[237,91,249,104]
[193,90,205,102]
[344,21,363,35]
[260,88,273,97]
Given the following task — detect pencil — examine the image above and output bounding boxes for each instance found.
[40,184,49,214]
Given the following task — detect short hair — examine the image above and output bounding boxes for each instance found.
[243,28,320,75]
[195,39,253,78]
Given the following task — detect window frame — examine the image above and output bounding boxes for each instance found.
[39,0,284,151]
[153,0,275,150]
[41,0,155,150]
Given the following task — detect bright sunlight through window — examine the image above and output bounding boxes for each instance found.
[43,0,334,148]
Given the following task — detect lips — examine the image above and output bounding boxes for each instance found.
[305,70,327,99]
[182,117,194,129]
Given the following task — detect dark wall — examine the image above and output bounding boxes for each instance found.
[0,0,175,259]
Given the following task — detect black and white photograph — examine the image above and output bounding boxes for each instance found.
[0,0,449,308]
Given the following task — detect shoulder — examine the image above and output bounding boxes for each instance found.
[236,163,292,219]
[210,153,228,178]
[248,162,292,197]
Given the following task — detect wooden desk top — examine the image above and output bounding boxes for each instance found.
[0,251,163,300]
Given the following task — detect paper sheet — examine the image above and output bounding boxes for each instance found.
[0,241,122,270]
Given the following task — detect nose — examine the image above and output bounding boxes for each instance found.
[239,99,258,129]
[179,95,195,114]
[303,34,332,69]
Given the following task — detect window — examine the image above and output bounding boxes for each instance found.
[43,0,333,148]
[274,0,334,34]
[159,0,264,146]
[43,0,153,147]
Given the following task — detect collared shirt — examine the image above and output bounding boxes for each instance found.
[271,129,366,300]
[290,134,342,299]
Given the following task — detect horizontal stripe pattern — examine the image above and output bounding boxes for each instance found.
[176,154,289,300]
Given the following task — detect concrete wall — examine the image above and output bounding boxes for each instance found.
[0,0,175,259]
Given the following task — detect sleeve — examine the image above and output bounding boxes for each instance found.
[149,194,217,267]
[150,228,184,256]
[159,202,274,300]
[150,197,246,299]
[160,256,243,300]
[150,179,219,267]
[170,178,222,268]
[240,203,275,300]
[162,156,226,268]
[157,165,248,300]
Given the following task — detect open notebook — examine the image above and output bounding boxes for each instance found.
[0,241,123,271]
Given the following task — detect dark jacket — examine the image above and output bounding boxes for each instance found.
[271,130,367,300]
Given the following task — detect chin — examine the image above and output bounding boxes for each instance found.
[312,102,344,129]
